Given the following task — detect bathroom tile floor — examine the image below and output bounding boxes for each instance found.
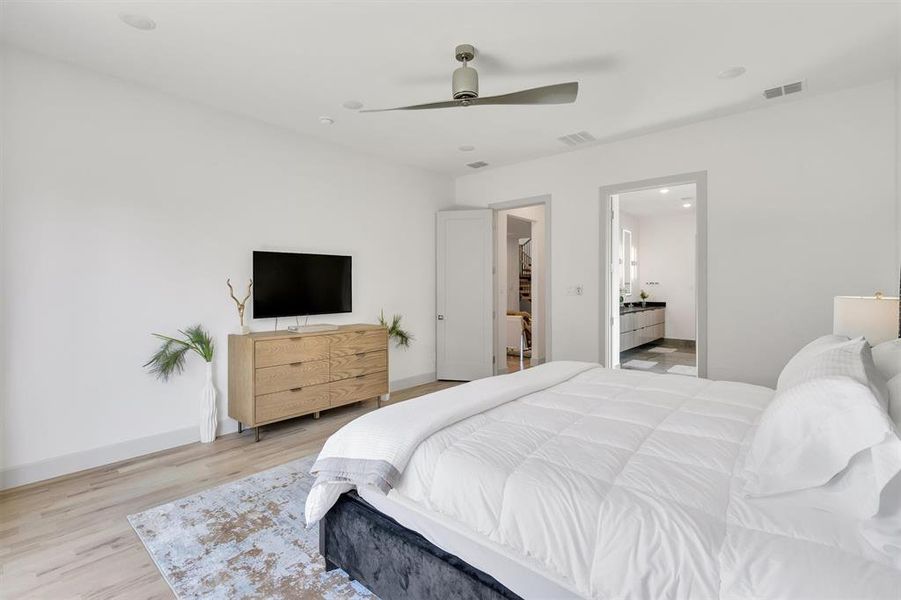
[620,341,697,376]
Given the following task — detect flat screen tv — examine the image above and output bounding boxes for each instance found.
[252,251,352,318]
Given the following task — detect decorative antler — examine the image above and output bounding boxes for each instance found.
[226,278,253,328]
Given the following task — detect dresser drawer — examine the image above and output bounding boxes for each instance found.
[330,371,388,407]
[255,359,329,396]
[329,350,387,382]
[255,383,330,424]
[330,329,388,357]
[255,335,329,368]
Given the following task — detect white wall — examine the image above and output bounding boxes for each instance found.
[0,49,452,487]
[457,80,898,387]
[637,213,696,340]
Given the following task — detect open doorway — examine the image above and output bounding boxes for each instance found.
[601,173,707,378]
[494,200,549,373]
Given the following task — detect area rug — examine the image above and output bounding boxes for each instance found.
[667,365,698,376]
[128,455,375,599]
[622,359,657,370]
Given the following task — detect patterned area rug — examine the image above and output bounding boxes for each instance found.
[128,455,375,599]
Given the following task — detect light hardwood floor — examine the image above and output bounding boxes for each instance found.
[0,380,458,599]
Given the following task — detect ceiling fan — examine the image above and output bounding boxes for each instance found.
[361,44,579,113]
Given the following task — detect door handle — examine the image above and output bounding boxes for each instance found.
[437,315,445,321]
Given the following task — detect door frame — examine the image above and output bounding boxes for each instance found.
[599,172,708,377]
[489,195,552,374]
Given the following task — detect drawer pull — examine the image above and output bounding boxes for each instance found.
[355,374,366,379]
[355,352,366,357]
[290,361,304,367]
[290,387,304,392]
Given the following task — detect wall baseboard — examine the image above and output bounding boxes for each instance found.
[1,371,438,491]
[390,372,437,392]
[1,426,201,491]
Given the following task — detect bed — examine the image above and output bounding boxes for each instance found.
[307,361,901,599]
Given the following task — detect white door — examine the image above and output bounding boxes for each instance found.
[437,209,494,380]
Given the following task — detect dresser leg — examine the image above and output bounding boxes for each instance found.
[313,411,320,419]
[255,427,260,442]
[237,422,243,434]
[378,393,390,408]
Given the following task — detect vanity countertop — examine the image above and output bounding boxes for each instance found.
[620,302,666,315]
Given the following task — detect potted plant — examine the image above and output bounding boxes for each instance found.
[639,290,649,307]
[144,325,218,443]
[378,310,413,348]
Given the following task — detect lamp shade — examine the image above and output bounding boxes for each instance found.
[833,296,900,345]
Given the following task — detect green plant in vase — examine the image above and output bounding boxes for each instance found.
[144,325,218,443]
[378,310,413,348]
[639,290,649,307]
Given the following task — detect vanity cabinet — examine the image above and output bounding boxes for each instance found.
[620,307,665,351]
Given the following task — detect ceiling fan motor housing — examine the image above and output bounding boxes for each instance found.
[453,66,479,100]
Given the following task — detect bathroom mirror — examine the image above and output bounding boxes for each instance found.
[621,229,632,297]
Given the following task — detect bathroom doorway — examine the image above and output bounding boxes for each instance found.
[601,173,707,377]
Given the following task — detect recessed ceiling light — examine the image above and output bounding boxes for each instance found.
[682,202,693,208]
[717,66,746,80]
[319,116,335,125]
[119,13,156,31]
[342,100,364,110]
[659,188,670,194]
[458,145,475,152]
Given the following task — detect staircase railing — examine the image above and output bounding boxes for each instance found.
[519,238,532,277]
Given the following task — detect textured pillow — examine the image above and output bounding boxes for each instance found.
[744,376,898,501]
[873,339,901,429]
[777,335,888,407]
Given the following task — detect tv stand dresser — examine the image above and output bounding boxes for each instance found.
[228,324,389,441]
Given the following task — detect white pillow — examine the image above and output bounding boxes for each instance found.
[777,335,888,408]
[872,339,901,430]
[750,433,901,521]
[744,376,899,508]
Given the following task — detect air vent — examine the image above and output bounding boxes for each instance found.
[557,130,596,147]
[763,80,805,100]
[466,161,489,169]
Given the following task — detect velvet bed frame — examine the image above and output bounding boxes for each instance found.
[320,490,522,599]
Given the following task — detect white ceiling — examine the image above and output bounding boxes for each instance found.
[2,1,898,176]
[620,184,696,217]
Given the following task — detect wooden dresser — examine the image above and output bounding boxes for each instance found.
[228,324,389,441]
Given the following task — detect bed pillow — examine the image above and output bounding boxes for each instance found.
[777,335,888,408]
[744,375,899,508]
[749,432,901,521]
[872,339,901,428]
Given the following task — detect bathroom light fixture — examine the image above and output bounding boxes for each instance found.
[119,13,156,30]
[659,188,670,194]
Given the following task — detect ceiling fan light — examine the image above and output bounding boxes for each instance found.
[452,66,479,100]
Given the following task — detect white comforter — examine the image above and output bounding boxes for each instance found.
[314,363,901,598]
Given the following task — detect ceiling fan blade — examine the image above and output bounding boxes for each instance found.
[360,82,578,113]
[359,99,463,113]
[475,81,578,106]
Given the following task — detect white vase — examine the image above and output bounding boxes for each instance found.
[199,362,217,443]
